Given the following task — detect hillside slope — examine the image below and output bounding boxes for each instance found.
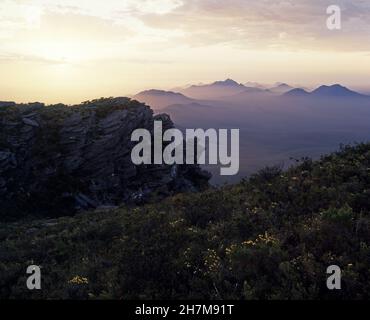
[0,143,370,299]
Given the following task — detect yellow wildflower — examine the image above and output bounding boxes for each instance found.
[68,276,89,285]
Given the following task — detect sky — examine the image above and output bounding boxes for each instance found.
[0,0,370,104]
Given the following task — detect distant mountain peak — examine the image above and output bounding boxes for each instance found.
[133,89,193,110]
[181,79,246,99]
[276,83,291,88]
[213,79,242,87]
[136,89,185,97]
[244,82,267,89]
[316,84,345,91]
[282,84,368,98]
[312,84,364,97]
[332,83,345,88]
[269,83,294,94]
[284,88,310,97]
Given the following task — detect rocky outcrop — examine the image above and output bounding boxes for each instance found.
[0,98,210,220]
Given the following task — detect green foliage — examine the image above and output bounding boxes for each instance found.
[81,97,145,119]
[0,143,370,299]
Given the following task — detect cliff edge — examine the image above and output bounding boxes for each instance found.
[0,97,210,220]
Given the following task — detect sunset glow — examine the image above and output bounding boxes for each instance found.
[1,0,370,104]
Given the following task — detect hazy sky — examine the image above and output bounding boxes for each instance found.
[1,0,370,104]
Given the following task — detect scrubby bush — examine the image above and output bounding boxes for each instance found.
[0,143,370,299]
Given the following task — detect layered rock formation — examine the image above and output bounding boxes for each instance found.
[0,98,210,220]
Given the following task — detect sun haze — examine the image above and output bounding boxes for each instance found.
[1,0,370,104]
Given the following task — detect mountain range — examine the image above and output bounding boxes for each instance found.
[179,78,246,100]
[130,79,370,185]
[285,84,368,98]
[133,79,370,110]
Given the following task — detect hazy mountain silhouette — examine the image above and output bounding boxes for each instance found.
[212,79,244,87]
[218,87,273,102]
[180,79,246,99]
[133,89,194,110]
[134,83,369,114]
[244,81,268,89]
[283,84,369,99]
[160,82,370,184]
[269,83,294,94]
[311,84,367,97]
[284,88,311,97]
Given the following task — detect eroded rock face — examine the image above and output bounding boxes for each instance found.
[0,98,210,220]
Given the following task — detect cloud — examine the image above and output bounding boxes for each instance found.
[1,0,370,66]
[2,0,183,21]
[136,0,370,50]
[1,0,370,51]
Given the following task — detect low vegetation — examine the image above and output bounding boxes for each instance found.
[0,143,369,299]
